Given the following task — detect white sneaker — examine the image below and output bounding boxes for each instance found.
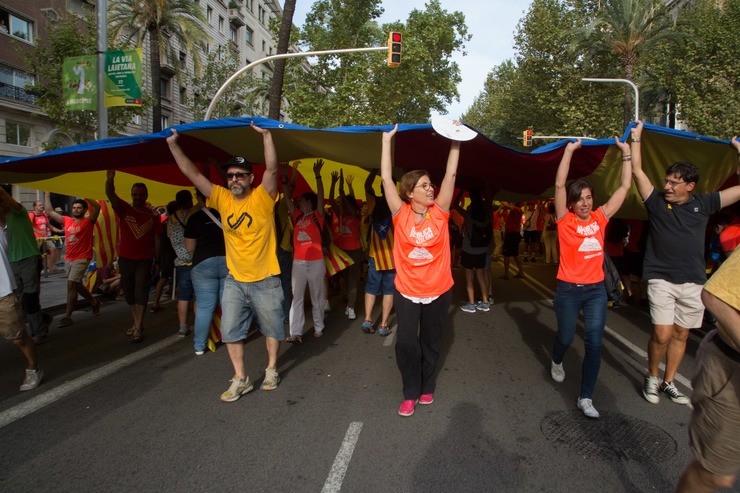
[643,376,661,404]
[577,397,600,419]
[323,300,331,312]
[345,306,356,320]
[20,368,43,391]
[550,361,565,383]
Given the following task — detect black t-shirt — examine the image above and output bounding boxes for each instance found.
[183,208,226,267]
[643,189,721,284]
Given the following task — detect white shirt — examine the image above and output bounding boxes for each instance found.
[0,226,18,297]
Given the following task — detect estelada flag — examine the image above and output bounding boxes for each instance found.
[207,304,222,352]
[369,217,394,270]
[325,243,354,277]
[94,200,118,268]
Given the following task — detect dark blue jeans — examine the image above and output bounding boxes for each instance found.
[552,281,607,399]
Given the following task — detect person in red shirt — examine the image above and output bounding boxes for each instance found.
[43,192,101,327]
[500,202,525,279]
[329,169,363,320]
[380,123,464,418]
[105,172,162,343]
[29,200,63,273]
[549,137,632,419]
[283,159,326,343]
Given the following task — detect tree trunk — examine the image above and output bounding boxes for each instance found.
[268,0,296,121]
[150,27,162,132]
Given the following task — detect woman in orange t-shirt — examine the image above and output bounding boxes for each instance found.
[380,123,463,418]
[549,137,632,419]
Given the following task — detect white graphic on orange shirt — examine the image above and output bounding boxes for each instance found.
[578,237,602,253]
[409,225,434,245]
[296,230,312,242]
[408,247,433,260]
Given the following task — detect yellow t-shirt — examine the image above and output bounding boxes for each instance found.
[208,185,280,282]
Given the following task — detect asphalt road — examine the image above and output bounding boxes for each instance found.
[1,259,734,493]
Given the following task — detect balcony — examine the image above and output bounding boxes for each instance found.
[0,82,36,105]
[229,9,245,27]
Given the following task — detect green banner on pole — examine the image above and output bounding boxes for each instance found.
[104,49,143,107]
[63,55,97,111]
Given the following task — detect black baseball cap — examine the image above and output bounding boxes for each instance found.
[220,156,252,172]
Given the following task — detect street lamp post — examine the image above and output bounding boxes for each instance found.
[581,78,639,122]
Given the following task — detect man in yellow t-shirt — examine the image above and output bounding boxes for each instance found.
[166,122,284,403]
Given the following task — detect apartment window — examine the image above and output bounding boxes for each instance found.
[230,27,237,43]
[5,121,31,146]
[206,6,213,23]
[179,51,187,68]
[0,63,35,103]
[160,76,171,99]
[179,86,187,104]
[218,16,224,33]
[261,40,266,53]
[161,115,170,129]
[245,26,253,46]
[0,10,34,43]
[130,114,141,125]
[258,6,265,25]
[246,0,253,12]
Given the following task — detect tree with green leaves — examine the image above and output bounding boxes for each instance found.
[282,0,470,127]
[464,0,623,148]
[189,47,271,121]
[108,0,209,132]
[24,11,143,147]
[572,0,687,127]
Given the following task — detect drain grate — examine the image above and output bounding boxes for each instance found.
[541,411,677,462]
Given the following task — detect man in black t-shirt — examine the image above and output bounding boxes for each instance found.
[630,122,740,407]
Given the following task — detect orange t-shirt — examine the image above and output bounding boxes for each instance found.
[392,202,453,298]
[556,207,608,284]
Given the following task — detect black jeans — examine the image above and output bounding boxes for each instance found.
[393,288,453,400]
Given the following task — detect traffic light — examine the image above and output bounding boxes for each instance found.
[523,129,533,147]
[387,32,402,68]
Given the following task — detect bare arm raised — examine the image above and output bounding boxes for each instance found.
[380,125,403,215]
[44,192,64,224]
[719,136,740,207]
[250,122,278,198]
[314,159,325,218]
[554,139,582,219]
[601,136,633,219]
[166,129,213,198]
[629,121,654,201]
[435,138,461,211]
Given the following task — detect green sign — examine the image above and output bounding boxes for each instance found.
[104,49,143,107]
[63,55,97,111]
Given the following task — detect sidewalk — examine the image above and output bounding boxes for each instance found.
[39,269,101,313]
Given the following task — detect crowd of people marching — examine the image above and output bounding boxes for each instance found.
[2,121,739,492]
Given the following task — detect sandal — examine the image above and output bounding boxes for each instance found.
[130,333,144,343]
[285,335,303,344]
[57,317,73,328]
[378,325,391,337]
[314,330,323,338]
[126,325,136,337]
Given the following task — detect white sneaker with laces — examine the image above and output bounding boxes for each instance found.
[345,306,356,320]
[20,368,43,391]
[577,397,600,419]
[550,361,565,383]
[323,300,331,312]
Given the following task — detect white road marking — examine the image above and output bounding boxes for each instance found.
[0,336,180,429]
[518,272,693,391]
[321,421,363,493]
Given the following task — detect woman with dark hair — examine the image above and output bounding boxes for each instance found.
[380,123,463,417]
[550,137,632,419]
[458,187,493,313]
[283,160,326,343]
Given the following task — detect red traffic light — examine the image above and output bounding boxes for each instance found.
[387,32,402,68]
[392,33,402,42]
[526,129,533,136]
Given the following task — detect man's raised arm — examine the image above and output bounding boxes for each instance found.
[166,129,213,198]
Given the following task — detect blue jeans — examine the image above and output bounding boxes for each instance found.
[220,274,285,342]
[552,281,607,399]
[191,256,228,352]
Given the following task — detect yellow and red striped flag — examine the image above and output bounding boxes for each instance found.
[207,304,222,352]
[94,200,118,268]
[324,243,354,277]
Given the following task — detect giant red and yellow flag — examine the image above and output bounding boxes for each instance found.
[207,304,222,352]
[325,243,354,277]
[94,200,118,268]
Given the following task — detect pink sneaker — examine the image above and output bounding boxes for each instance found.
[419,393,434,405]
[398,399,417,417]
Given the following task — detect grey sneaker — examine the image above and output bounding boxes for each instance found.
[460,303,477,313]
[20,368,43,391]
[261,368,280,391]
[660,381,689,405]
[643,376,661,404]
[476,301,490,312]
[178,326,190,338]
[577,397,600,419]
[220,376,253,402]
[550,361,565,383]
